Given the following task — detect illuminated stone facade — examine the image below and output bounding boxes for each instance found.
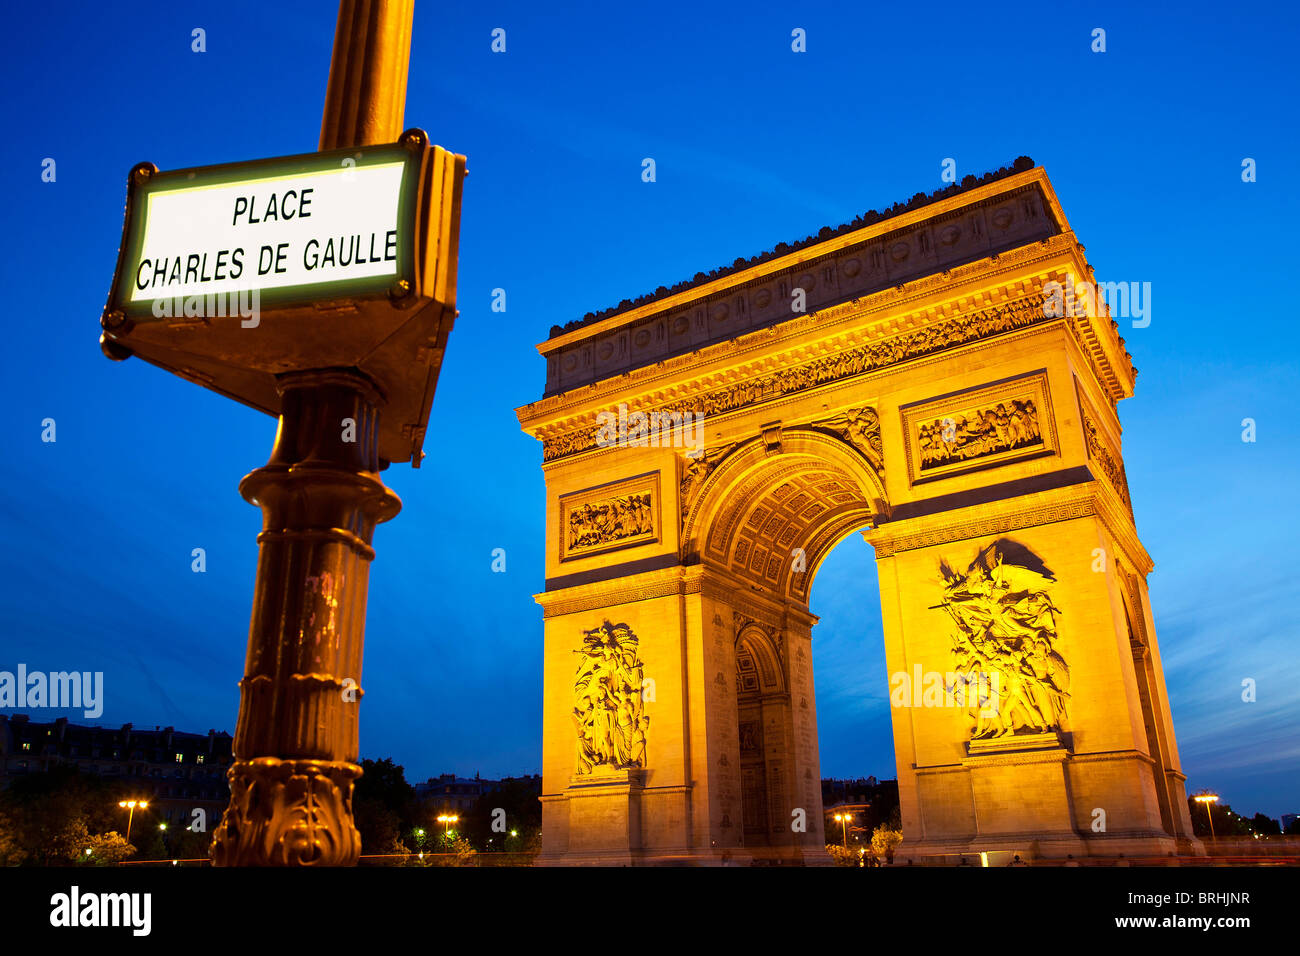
[517,165,1201,864]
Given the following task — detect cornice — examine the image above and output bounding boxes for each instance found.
[864,479,1151,575]
[532,560,826,625]
[535,565,696,619]
[518,232,1082,431]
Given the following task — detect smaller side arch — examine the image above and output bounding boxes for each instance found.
[735,622,786,696]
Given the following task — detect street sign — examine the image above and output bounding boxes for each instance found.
[101,128,466,466]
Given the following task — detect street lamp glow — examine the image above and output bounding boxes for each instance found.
[1193,792,1220,842]
[116,799,150,843]
[832,812,851,847]
[436,813,459,842]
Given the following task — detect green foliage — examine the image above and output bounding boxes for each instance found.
[0,807,23,866]
[427,836,476,867]
[825,844,858,867]
[0,767,149,866]
[354,758,417,855]
[79,830,135,865]
[870,824,903,864]
[462,777,542,852]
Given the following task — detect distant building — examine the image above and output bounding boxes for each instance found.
[415,772,542,813]
[416,773,490,812]
[822,777,900,844]
[824,801,873,847]
[1282,813,1298,831]
[0,714,233,829]
[822,776,886,807]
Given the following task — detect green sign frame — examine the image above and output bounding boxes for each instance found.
[108,139,423,320]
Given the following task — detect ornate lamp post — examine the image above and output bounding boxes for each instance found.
[204,0,460,867]
[99,0,463,867]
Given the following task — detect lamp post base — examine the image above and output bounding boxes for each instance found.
[212,758,363,867]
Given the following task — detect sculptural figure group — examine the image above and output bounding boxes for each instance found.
[938,546,1071,739]
[572,621,650,773]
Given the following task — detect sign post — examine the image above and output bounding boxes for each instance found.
[100,0,464,865]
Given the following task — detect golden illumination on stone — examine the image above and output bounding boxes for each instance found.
[572,621,650,774]
[935,542,1069,740]
[518,163,1203,864]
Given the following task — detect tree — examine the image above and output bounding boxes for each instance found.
[166,825,214,862]
[0,767,149,865]
[353,758,418,855]
[825,844,858,867]
[1186,797,1251,838]
[463,778,542,851]
[871,823,903,864]
[80,830,135,866]
[0,808,21,866]
[354,799,402,856]
[1249,813,1281,836]
[426,836,476,867]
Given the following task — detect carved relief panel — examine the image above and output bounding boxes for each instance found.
[558,472,660,562]
[933,540,1071,748]
[901,371,1057,485]
[1074,377,1132,512]
[572,620,649,775]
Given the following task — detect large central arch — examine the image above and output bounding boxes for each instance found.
[517,163,1202,864]
[681,429,883,862]
[683,428,883,604]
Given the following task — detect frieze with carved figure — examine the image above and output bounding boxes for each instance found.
[1083,414,1132,511]
[934,540,1071,744]
[679,443,736,521]
[542,293,1052,462]
[572,620,649,774]
[810,406,884,474]
[918,398,1042,471]
[901,372,1056,484]
[559,474,659,561]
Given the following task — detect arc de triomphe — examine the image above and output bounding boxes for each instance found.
[516,160,1201,865]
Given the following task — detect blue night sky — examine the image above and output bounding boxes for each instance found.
[1,1,1296,817]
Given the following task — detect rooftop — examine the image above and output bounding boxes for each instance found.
[549,156,1035,339]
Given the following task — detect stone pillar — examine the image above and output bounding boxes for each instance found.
[865,482,1202,862]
